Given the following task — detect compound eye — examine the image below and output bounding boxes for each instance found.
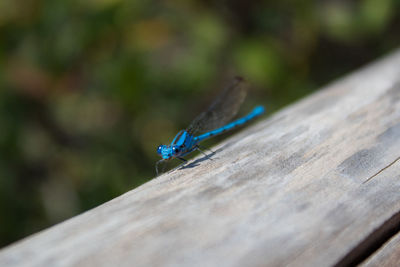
[173,146,179,153]
[157,145,162,155]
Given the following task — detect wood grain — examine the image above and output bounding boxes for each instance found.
[1,50,400,267]
[361,232,400,267]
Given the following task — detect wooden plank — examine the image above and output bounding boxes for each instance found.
[1,50,400,267]
[361,232,400,267]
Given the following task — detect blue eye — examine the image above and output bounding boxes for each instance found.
[173,147,179,153]
[157,145,162,155]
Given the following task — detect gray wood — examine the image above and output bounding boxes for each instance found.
[361,232,400,267]
[1,50,400,267]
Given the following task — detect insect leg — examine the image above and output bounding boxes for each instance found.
[197,144,215,154]
[195,145,213,160]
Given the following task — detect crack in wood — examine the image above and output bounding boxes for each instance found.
[363,156,400,184]
[334,210,400,267]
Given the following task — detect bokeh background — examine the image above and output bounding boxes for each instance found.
[1,0,399,248]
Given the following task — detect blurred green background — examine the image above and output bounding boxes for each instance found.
[1,0,399,248]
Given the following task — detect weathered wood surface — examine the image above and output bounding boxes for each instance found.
[1,50,400,267]
[362,232,400,267]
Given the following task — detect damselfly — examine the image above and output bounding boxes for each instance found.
[156,77,265,174]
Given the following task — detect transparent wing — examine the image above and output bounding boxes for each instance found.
[187,77,248,135]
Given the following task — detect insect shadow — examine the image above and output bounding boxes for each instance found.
[178,148,218,170]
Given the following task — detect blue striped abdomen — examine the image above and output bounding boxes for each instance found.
[194,105,265,142]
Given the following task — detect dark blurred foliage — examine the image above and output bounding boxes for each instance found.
[0,0,399,247]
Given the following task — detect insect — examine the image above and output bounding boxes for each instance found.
[156,77,265,175]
